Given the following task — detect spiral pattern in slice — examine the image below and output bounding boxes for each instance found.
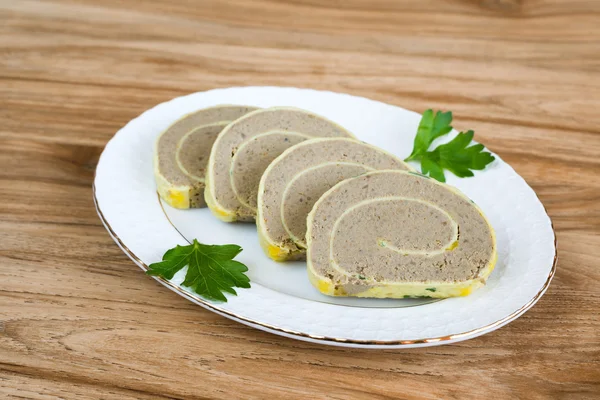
[257,138,411,261]
[306,170,497,298]
[205,107,354,222]
[154,105,258,208]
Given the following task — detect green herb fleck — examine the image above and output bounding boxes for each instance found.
[405,110,495,182]
[403,295,412,298]
[426,288,437,292]
[358,275,366,280]
[146,239,250,302]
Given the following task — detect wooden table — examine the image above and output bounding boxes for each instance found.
[1,1,599,398]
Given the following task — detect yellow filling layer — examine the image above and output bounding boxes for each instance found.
[308,247,498,299]
[212,206,236,220]
[166,189,187,209]
[155,170,190,209]
[203,167,240,222]
[446,240,459,251]
[204,191,237,222]
[311,275,483,298]
[258,226,304,262]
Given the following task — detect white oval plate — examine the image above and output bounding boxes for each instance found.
[94,86,556,348]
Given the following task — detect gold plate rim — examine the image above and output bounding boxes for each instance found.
[93,183,557,347]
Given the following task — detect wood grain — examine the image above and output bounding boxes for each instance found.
[1,0,599,398]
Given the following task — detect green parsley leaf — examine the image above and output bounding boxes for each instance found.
[424,130,495,182]
[405,109,453,161]
[147,239,250,302]
[420,154,446,182]
[405,110,495,182]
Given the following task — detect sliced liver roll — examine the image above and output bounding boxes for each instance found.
[306,170,497,298]
[154,105,258,209]
[257,138,411,261]
[205,107,354,221]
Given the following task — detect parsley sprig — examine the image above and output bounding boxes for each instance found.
[405,109,495,182]
[147,239,250,302]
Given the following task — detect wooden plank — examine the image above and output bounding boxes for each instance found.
[0,0,599,398]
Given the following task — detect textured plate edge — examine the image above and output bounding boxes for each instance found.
[93,184,557,349]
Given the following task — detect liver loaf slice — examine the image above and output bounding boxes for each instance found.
[306,170,497,299]
[154,105,258,209]
[205,107,354,222]
[257,138,412,261]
